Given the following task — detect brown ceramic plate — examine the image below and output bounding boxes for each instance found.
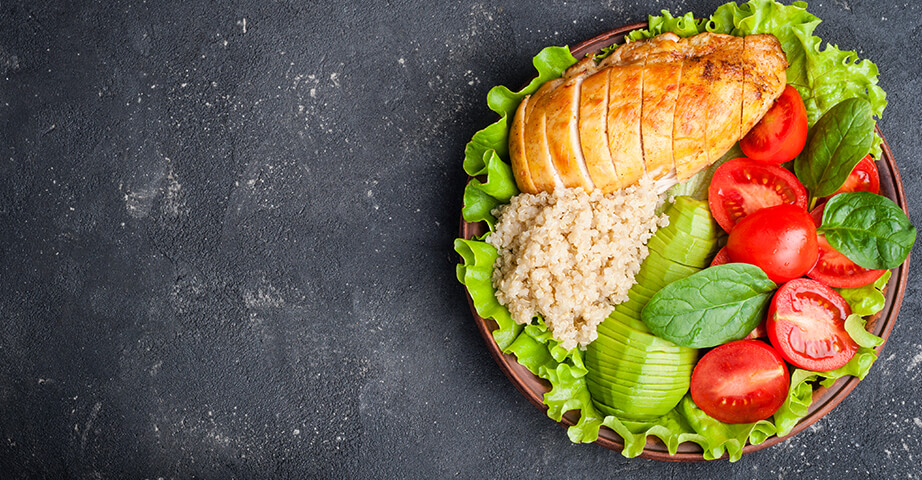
[459,22,911,461]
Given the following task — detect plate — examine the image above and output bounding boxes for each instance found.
[459,23,911,461]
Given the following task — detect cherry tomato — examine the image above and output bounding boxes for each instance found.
[806,204,886,288]
[767,278,858,371]
[690,339,790,424]
[725,204,818,283]
[708,158,808,233]
[830,155,880,197]
[745,322,768,340]
[709,247,731,267]
[740,85,808,164]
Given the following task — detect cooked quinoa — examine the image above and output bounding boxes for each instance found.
[486,175,666,350]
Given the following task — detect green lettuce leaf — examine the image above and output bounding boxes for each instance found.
[836,270,891,317]
[454,238,521,349]
[460,46,577,226]
[773,347,878,436]
[844,314,884,348]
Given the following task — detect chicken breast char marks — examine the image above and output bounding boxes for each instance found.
[509,32,787,194]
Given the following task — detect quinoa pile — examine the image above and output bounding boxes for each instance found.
[486,176,666,350]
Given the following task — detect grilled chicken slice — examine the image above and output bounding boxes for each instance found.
[606,62,645,187]
[522,78,564,191]
[509,95,536,193]
[544,75,594,189]
[578,69,620,191]
[741,35,789,140]
[703,35,744,172]
[509,32,787,194]
[639,34,684,179]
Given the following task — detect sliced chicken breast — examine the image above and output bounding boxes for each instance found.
[545,76,594,190]
[640,33,684,179]
[607,63,645,187]
[523,78,564,192]
[741,34,788,139]
[509,95,536,193]
[578,69,620,192]
[703,35,744,166]
[508,31,788,194]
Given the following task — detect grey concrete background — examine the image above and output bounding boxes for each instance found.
[0,0,919,478]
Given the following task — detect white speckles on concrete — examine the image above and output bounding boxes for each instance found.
[909,348,922,371]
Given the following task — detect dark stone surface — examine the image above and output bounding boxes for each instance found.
[0,0,919,478]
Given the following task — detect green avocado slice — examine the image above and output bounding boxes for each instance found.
[646,231,720,268]
[585,356,693,387]
[588,333,698,366]
[597,315,685,351]
[663,196,722,240]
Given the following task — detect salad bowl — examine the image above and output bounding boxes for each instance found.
[458,22,910,461]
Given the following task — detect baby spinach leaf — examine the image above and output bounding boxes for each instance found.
[821,192,916,269]
[641,264,777,348]
[794,98,875,198]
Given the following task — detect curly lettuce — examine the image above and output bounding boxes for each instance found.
[455,0,891,461]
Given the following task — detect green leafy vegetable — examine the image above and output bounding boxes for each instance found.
[642,264,777,348]
[844,314,884,348]
[794,98,875,200]
[460,46,577,227]
[454,239,521,349]
[625,11,704,41]
[821,192,916,269]
[836,270,890,317]
[772,346,878,436]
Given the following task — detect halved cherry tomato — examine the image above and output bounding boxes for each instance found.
[708,158,808,233]
[830,155,880,197]
[709,247,731,267]
[725,204,818,283]
[740,85,808,164]
[767,278,858,371]
[806,204,886,288]
[690,339,790,424]
[745,322,768,340]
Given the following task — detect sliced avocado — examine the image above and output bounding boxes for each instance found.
[580,196,719,422]
[587,339,693,370]
[634,264,695,293]
[585,369,689,395]
[589,333,698,366]
[626,282,658,303]
[586,356,693,388]
[597,315,686,352]
[590,321,696,361]
[588,381,687,420]
[608,302,653,335]
[639,250,699,281]
[614,296,649,319]
[664,196,722,240]
[586,376,686,407]
[646,231,720,268]
[585,379,688,410]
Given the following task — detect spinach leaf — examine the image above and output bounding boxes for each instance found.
[821,192,916,269]
[794,98,875,199]
[641,264,777,348]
